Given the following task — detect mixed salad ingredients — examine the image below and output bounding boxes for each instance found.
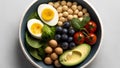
[25,0,97,67]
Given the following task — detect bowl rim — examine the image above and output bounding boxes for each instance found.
[19,0,103,68]
[81,0,103,67]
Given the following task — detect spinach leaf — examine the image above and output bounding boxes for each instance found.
[38,47,46,59]
[26,32,42,48]
[29,48,42,60]
[28,11,40,20]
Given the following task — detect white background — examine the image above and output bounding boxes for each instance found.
[0,0,120,68]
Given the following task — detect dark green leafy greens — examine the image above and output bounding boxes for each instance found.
[29,48,42,60]
[25,32,46,60]
[71,18,81,31]
[26,32,42,48]
[38,47,46,59]
[71,16,90,31]
[28,11,40,20]
[79,16,91,27]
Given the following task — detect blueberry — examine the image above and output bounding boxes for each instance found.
[63,21,70,28]
[55,34,61,41]
[56,26,63,34]
[69,42,76,49]
[69,29,75,36]
[61,42,69,50]
[68,37,73,42]
[62,28,68,34]
[61,34,68,41]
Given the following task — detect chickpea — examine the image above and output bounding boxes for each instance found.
[54,2,60,8]
[79,17,83,21]
[82,8,87,13]
[74,9,79,15]
[84,13,90,16]
[57,6,63,13]
[44,46,53,54]
[71,5,77,11]
[54,60,62,67]
[57,21,63,26]
[67,9,73,14]
[78,5,82,11]
[78,11,83,17]
[59,17,66,22]
[63,11,69,17]
[68,15,73,20]
[49,39,58,48]
[73,15,78,18]
[73,2,77,5]
[50,53,58,60]
[62,5,68,11]
[48,2,54,6]
[44,57,52,64]
[67,2,72,7]
[58,13,63,17]
[61,0,66,6]
[55,47,63,55]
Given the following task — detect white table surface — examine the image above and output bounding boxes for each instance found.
[0,0,120,68]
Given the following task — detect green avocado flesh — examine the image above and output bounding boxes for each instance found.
[59,44,91,66]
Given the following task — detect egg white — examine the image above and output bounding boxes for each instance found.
[27,19,43,39]
[38,4,58,26]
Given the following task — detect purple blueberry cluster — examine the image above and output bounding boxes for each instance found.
[55,21,76,50]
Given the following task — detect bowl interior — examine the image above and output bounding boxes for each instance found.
[20,0,102,68]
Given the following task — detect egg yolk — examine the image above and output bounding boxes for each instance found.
[31,23,42,35]
[41,8,54,21]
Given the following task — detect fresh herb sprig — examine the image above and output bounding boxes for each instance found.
[71,16,90,31]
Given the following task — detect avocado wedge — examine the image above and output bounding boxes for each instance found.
[59,44,91,66]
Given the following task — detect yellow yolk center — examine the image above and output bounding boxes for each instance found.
[31,23,42,35]
[41,8,54,21]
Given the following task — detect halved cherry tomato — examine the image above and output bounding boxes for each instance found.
[85,21,97,33]
[73,32,85,44]
[85,33,97,45]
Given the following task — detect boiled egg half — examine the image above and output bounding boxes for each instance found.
[38,4,58,26]
[27,19,44,39]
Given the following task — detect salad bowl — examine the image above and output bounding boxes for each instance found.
[19,0,103,68]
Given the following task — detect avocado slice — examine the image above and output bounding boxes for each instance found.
[59,43,91,66]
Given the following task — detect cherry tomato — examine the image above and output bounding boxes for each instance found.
[85,21,97,33]
[85,33,97,45]
[73,32,85,44]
